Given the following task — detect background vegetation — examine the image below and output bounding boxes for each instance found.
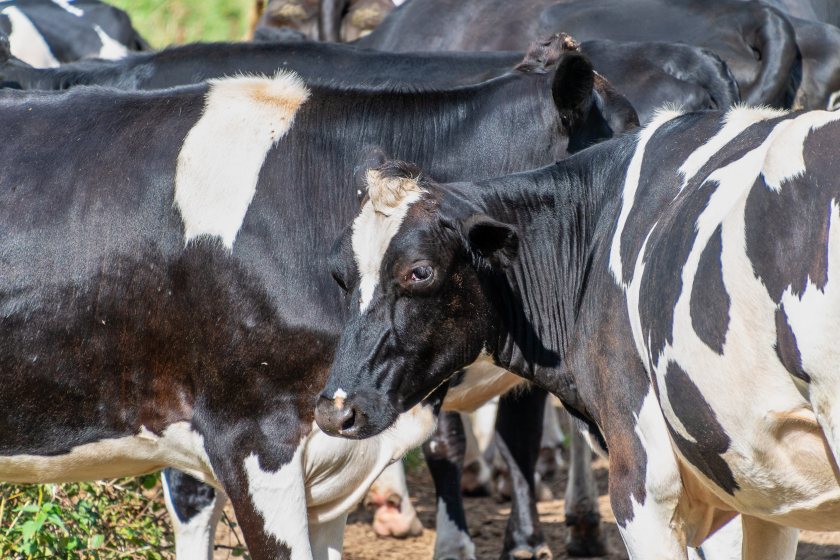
[108,0,254,47]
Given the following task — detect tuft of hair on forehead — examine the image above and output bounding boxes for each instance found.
[516,33,581,73]
[366,160,426,216]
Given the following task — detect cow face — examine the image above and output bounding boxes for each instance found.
[315,162,517,438]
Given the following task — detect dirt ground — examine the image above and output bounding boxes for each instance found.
[213,458,840,559]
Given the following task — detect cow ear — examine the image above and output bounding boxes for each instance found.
[463,214,519,269]
[354,146,388,200]
[552,52,595,128]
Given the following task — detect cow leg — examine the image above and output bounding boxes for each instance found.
[310,513,349,560]
[691,516,742,560]
[423,410,476,560]
[366,461,423,538]
[460,412,492,496]
[207,441,311,560]
[536,400,565,499]
[741,515,798,560]
[607,391,688,560]
[494,387,551,560]
[564,427,606,557]
[162,468,227,560]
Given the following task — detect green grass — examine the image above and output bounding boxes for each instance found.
[108,0,254,48]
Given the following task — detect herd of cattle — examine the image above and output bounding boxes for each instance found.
[1,0,839,559]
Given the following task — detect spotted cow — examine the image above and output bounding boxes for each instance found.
[319,105,840,558]
[0,45,635,559]
[0,0,146,68]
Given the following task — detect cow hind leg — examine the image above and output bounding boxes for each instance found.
[741,515,798,560]
[162,468,227,560]
[564,427,606,557]
[495,387,552,560]
[423,410,476,560]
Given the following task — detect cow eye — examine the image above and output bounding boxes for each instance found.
[410,265,433,283]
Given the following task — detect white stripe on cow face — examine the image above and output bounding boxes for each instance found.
[352,170,425,312]
[93,24,129,60]
[175,72,309,249]
[609,108,684,286]
[50,0,84,17]
[1,6,59,68]
[244,447,311,559]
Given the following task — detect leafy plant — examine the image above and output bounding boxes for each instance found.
[0,474,173,559]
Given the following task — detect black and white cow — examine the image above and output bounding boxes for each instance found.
[318,105,840,558]
[0,46,635,559]
[359,0,798,108]
[0,0,146,68]
[0,33,738,122]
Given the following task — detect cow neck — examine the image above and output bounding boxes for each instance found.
[474,136,633,407]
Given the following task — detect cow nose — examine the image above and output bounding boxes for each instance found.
[315,394,366,437]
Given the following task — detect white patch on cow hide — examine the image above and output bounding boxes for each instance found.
[302,403,436,524]
[352,170,425,311]
[50,0,84,17]
[442,351,524,412]
[93,24,129,60]
[679,105,787,190]
[762,110,840,191]
[0,422,215,486]
[162,469,227,560]
[781,200,840,471]
[175,72,309,249]
[434,497,476,560]
[1,6,59,68]
[244,447,311,559]
[609,108,684,285]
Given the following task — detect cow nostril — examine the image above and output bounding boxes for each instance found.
[340,406,356,432]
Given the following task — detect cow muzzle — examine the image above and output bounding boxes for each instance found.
[314,390,397,439]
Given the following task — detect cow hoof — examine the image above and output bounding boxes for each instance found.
[565,513,607,557]
[371,502,423,538]
[507,543,553,560]
[536,480,554,502]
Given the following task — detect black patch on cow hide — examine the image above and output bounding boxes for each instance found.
[638,178,716,363]
[774,305,810,383]
[745,173,830,304]
[690,225,730,354]
[664,361,739,494]
[618,112,716,287]
[162,468,217,523]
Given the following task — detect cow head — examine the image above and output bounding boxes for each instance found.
[316,162,517,438]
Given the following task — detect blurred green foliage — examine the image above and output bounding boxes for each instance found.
[0,474,172,559]
[108,0,254,48]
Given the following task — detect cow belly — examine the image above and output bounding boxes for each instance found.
[0,422,214,486]
[442,352,524,412]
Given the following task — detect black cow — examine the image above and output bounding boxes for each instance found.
[0,46,635,559]
[319,105,840,557]
[0,0,146,68]
[0,35,737,122]
[359,0,798,108]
